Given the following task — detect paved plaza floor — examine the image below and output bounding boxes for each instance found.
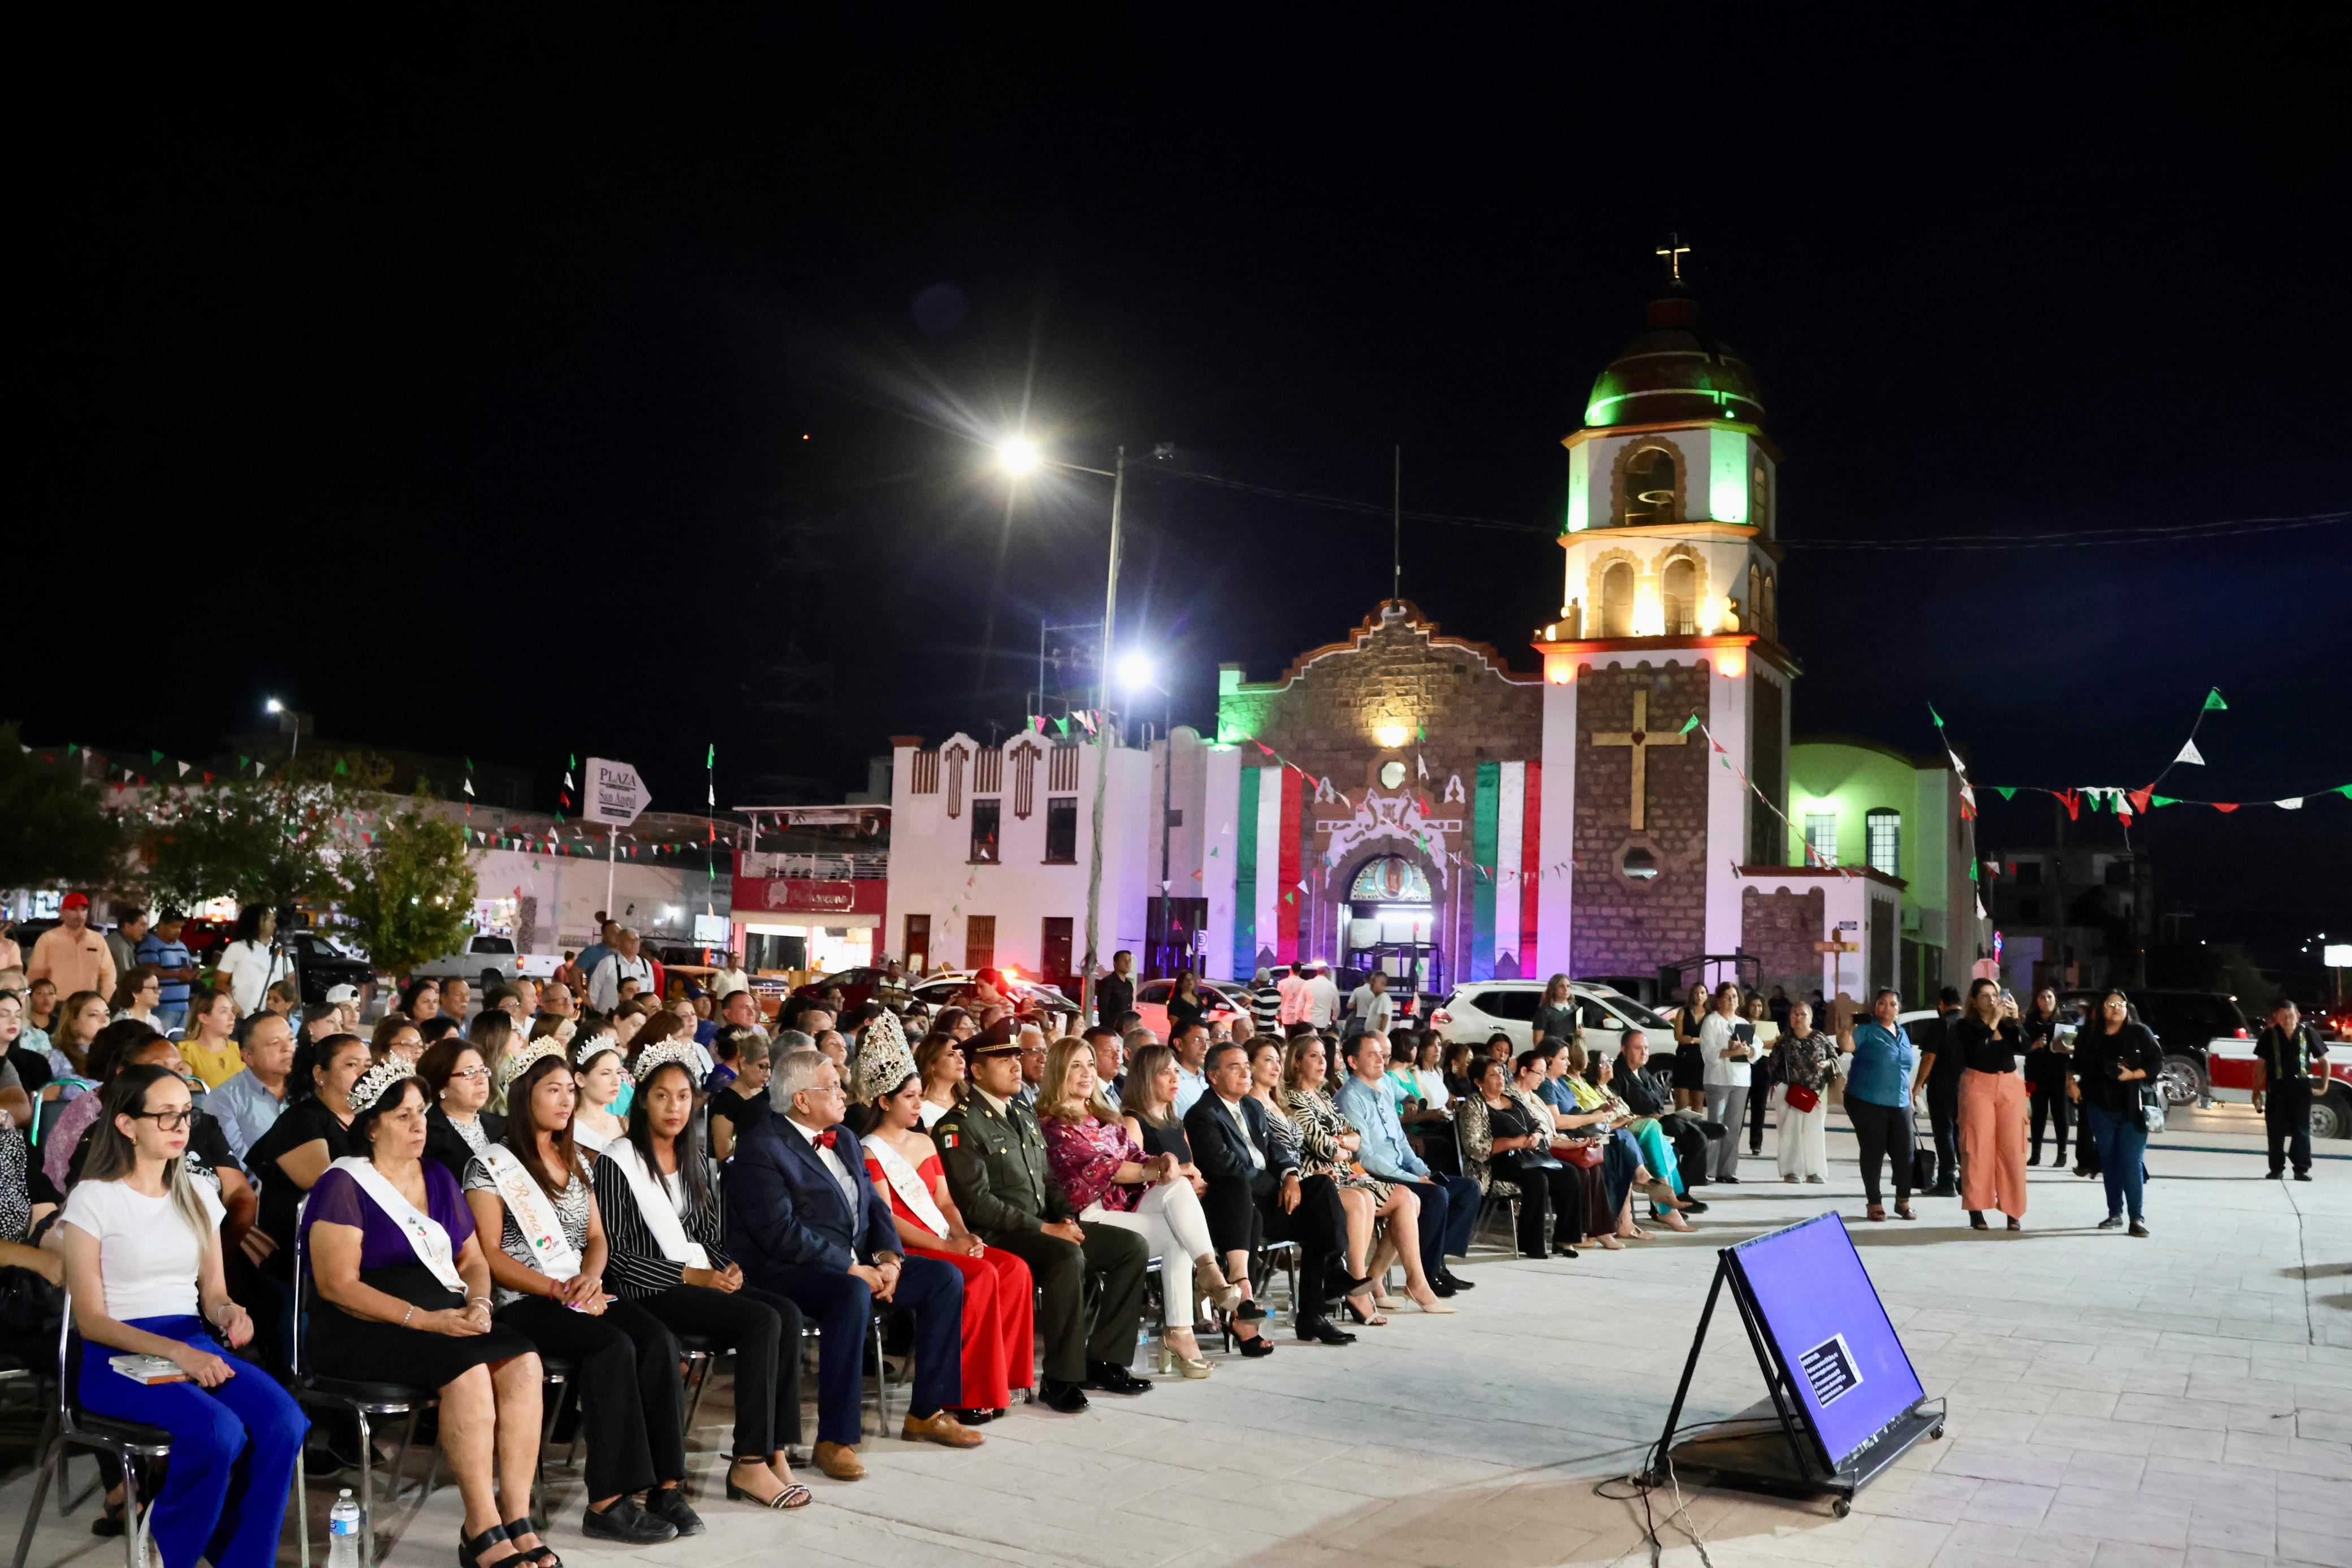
[10,1100,2352,1568]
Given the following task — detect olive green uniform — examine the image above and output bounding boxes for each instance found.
[933,1091,1147,1383]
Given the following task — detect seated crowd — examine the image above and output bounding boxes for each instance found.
[0,939,1730,1568]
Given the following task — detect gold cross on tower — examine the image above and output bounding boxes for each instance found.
[1656,233,1690,282]
[1591,689,1688,831]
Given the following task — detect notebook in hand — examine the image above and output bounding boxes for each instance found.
[108,1354,189,1385]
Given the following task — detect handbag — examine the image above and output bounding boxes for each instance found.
[1559,1138,1604,1169]
[2139,1084,2167,1136]
[1783,1082,1821,1114]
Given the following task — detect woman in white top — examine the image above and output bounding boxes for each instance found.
[215,906,289,1020]
[913,1032,965,1129]
[1696,983,1755,1183]
[60,1064,306,1568]
[570,1030,628,1155]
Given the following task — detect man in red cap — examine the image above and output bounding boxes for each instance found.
[29,893,116,999]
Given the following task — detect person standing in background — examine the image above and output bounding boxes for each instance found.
[1093,950,1135,1031]
[139,911,196,1037]
[215,905,288,1020]
[2254,997,2327,1183]
[1250,968,1282,1034]
[1348,971,1395,1038]
[1697,984,1753,1183]
[31,893,116,1002]
[1911,986,1966,1198]
[2021,987,2070,1167]
[1301,963,1341,1032]
[1839,990,1918,1222]
[104,908,147,993]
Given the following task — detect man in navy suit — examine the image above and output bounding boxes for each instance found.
[726,1047,982,1480]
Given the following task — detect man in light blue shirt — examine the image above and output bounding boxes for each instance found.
[1333,1033,1481,1296]
[208,1011,294,1164]
[1171,1022,1211,1116]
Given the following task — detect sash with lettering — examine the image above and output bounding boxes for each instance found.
[474,1143,583,1281]
[327,1155,466,1294]
[864,1136,950,1243]
[596,1138,710,1269]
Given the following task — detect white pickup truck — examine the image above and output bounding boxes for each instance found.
[411,934,564,991]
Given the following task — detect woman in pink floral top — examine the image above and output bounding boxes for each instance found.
[1038,1037,1242,1378]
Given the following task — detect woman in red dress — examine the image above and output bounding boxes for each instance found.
[854,1042,1033,1423]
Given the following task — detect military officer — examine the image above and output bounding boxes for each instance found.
[933,1035,1151,1412]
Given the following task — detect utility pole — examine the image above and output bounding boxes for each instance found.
[1080,447,1127,1026]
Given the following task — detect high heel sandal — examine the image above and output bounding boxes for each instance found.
[1194,1257,1246,1315]
[1340,1294,1387,1327]
[724,1468,814,1510]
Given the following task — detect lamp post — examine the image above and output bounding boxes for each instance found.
[1118,652,1179,979]
[264,696,310,760]
[1000,438,1128,1023]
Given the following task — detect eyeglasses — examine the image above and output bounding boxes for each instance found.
[448,1065,490,1081]
[131,1110,193,1131]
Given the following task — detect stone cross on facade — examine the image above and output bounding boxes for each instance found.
[1656,233,1690,282]
[1591,688,1687,831]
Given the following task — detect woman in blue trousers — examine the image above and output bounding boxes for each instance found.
[60,1064,307,1568]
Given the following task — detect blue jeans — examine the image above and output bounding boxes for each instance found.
[2084,1104,2148,1222]
[77,1318,307,1568]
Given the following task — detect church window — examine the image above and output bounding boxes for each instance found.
[1350,856,1433,906]
[1378,760,1407,789]
[1661,557,1697,635]
[1866,809,1901,878]
[1752,461,1771,536]
[1620,846,1659,881]
[1624,446,1677,526]
[1600,562,1636,638]
[1761,573,1779,642]
[1746,564,1762,633]
[1804,812,1838,865]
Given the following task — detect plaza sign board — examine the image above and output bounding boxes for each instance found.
[584,757,651,827]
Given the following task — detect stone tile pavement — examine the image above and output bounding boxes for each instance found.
[8,1101,2352,1568]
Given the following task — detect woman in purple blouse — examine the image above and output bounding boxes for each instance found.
[301,1065,555,1568]
[1037,1037,1240,1379]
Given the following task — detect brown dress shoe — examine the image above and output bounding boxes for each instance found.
[812,1441,866,1480]
[900,1410,984,1449]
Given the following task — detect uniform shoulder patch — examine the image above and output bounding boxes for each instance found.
[939,1129,959,1150]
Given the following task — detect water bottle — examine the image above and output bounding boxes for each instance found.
[328,1488,362,1568]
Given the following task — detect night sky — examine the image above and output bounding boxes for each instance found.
[19,11,2350,969]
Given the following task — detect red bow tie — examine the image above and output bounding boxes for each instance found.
[813,1129,837,1150]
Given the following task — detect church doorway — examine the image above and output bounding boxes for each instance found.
[1342,854,1446,1001]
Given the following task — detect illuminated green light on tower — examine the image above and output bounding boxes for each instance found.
[1709,428,1748,523]
[1564,444,1590,532]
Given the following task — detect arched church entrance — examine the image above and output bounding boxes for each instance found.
[1338,850,1447,1002]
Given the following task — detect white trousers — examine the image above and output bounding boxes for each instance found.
[1080,1179,1216,1324]
[1776,1091,1829,1179]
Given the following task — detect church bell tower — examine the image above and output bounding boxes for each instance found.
[1530,241,1797,979]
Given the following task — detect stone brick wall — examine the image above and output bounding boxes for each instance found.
[1216,604,1543,788]
[1569,661,1711,977]
[1741,885,1824,1000]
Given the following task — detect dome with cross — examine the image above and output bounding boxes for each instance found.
[1581,280,1765,431]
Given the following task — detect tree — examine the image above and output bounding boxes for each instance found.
[0,725,133,893]
[137,749,391,914]
[337,801,479,979]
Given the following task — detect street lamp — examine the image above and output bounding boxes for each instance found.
[999,435,1132,1023]
[265,696,309,759]
[1118,652,1181,978]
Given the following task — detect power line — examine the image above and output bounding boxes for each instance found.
[1135,464,2352,552]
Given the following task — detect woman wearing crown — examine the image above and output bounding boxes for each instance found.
[301,1059,554,1568]
[462,1039,698,1546]
[591,1038,814,1509]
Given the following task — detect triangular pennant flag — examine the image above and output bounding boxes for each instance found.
[202,771,214,783]
[2203,688,2228,712]
[1975,894,1987,920]
[563,770,575,789]
[149,750,163,764]
[2128,787,2153,815]
[237,754,249,769]
[1994,786,2016,801]
[568,754,577,769]
[1929,704,1945,729]
[1678,713,1700,736]
[462,777,475,797]
[334,759,349,776]
[2175,739,2205,766]
[1968,859,1978,881]
[2058,789,2081,822]
[706,743,716,769]
[66,743,79,756]
[1959,783,1977,808]
[1416,753,1429,780]
[2151,795,2178,807]
[465,757,474,770]
[2276,797,2304,811]
[2211,802,2239,813]
[707,783,716,805]
[1054,717,1070,737]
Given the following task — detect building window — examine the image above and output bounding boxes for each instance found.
[1043,797,1077,863]
[1761,572,1778,642]
[1661,556,1697,635]
[1752,461,1771,536]
[1601,561,1636,638]
[903,914,931,971]
[2014,860,2043,885]
[1866,809,1901,878]
[1040,917,1073,982]
[970,799,1001,863]
[1624,446,1676,525]
[965,915,995,971]
[1621,846,1659,881]
[1804,812,1838,865]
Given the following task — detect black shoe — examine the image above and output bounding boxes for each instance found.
[1969,1212,1990,1231]
[1236,1333,1275,1358]
[1436,1270,1476,1292]
[1717,1175,1741,1184]
[947,1407,998,1426]
[1520,1247,1550,1260]
[1299,1316,1355,1346]
[2128,1220,2150,1237]
[1429,1275,1459,1298]
[1926,1185,1958,1198]
[2097,1215,2124,1230]
[1085,1361,1153,1395]
[2296,1172,2314,1183]
[2269,1169,2286,1180]
[582,1498,677,1545]
[1037,1378,1090,1413]
[1681,1199,1709,1215]
[646,1487,704,1537]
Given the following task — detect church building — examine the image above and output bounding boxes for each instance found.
[884,271,1982,1004]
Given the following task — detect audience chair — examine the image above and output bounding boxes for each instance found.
[10,1292,175,1568]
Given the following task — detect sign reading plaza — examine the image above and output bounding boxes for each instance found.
[584,757,651,827]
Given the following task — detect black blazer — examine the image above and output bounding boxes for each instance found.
[423,1107,505,1186]
[723,1112,897,1279]
[1183,1092,1297,1201]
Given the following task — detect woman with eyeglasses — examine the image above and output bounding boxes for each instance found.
[245,1033,370,1281]
[421,1038,505,1183]
[61,1064,306,1568]
[109,965,167,1032]
[2070,988,2161,1237]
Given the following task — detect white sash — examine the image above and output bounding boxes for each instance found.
[330,1156,466,1294]
[865,1137,949,1242]
[475,1143,583,1281]
[597,1140,710,1270]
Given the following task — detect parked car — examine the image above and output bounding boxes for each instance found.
[1430,979,1677,1060]
[2057,987,2247,1107]
[411,933,562,991]
[1132,978,1248,1039]
[907,973,1078,1023]
[289,932,375,1006]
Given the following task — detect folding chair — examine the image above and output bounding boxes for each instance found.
[11,1292,174,1568]
[289,1228,436,1568]
[1456,1119,1519,1255]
